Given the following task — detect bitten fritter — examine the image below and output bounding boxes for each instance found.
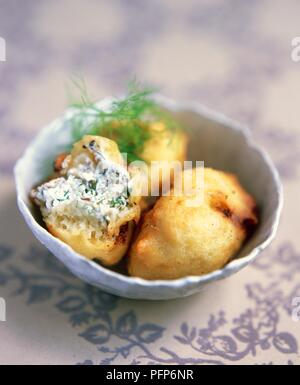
[128,167,258,279]
[31,135,141,266]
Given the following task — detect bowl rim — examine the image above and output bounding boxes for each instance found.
[14,94,284,289]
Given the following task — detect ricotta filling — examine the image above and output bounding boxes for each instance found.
[32,142,133,229]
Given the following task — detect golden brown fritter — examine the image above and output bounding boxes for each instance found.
[138,121,188,194]
[128,167,258,279]
[31,136,141,266]
[139,121,187,166]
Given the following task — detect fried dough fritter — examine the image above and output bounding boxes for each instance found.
[138,121,188,193]
[31,135,141,266]
[128,167,258,279]
[139,121,187,166]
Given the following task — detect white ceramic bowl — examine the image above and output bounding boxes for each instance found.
[14,95,283,300]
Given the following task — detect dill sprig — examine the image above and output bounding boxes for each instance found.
[67,78,180,162]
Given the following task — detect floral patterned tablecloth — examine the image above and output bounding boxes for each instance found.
[0,0,300,365]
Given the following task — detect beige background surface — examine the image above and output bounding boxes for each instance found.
[0,0,300,364]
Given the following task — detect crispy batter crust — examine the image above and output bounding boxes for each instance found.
[128,167,258,279]
[47,220,134,266]
[33,136,141,266]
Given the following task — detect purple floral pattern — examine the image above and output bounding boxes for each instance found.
[0,1,298,178]
[0,242,299,365]
[0,0,299,364]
